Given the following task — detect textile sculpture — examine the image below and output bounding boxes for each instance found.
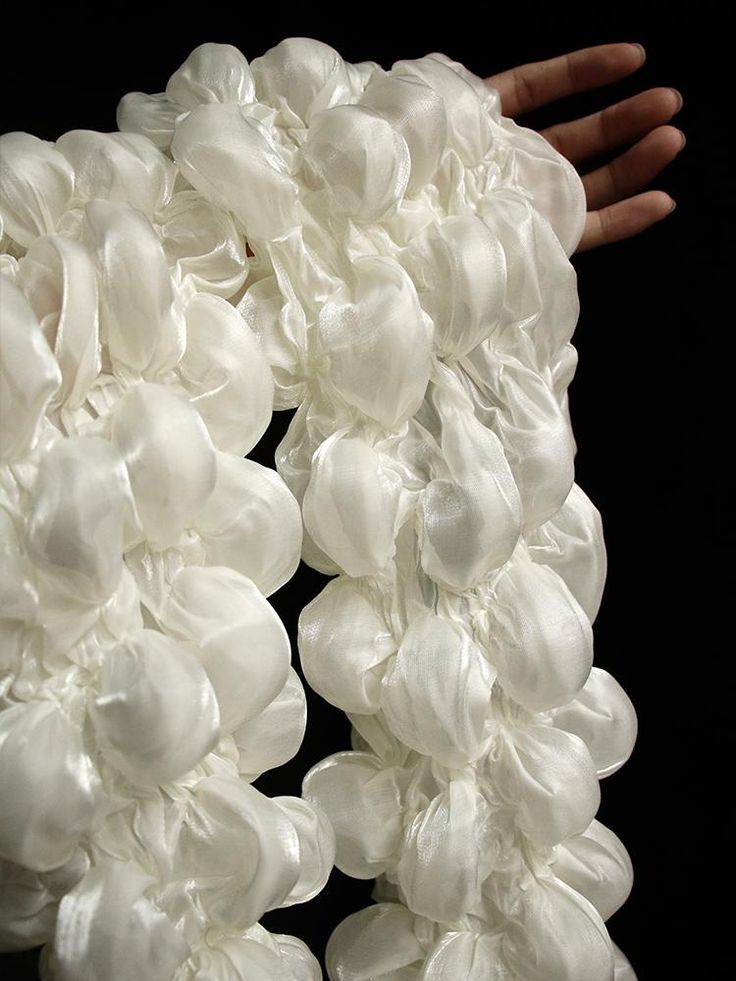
[0,37,638,981]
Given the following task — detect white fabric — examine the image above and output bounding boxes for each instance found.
[0,44,334,975]
[0,36,638,980]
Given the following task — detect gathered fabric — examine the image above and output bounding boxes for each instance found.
[1,37,637,980]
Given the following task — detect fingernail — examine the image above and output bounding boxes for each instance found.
[678,129,687,149]
[629,42,646,63]
[670,87,684,111]
[669,199,677,213]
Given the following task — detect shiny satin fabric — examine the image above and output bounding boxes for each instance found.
[0,45,337,977]
[1,36,638,981]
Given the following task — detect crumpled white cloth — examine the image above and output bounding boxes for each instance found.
[0,49,334,977]
[1,36,638,980]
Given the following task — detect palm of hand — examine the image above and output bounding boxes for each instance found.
[486,43,684,252]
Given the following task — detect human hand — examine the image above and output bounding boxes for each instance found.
[485,43,684,253]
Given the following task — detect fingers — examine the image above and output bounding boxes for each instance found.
[541,87,683,165]
[485,42,646,118]
[577,190,675,253]
[582,125,685,211]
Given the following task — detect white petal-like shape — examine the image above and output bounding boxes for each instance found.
[274,933,323,981]
[17,233,100,414]
[180,937,293,981]
[318,255,432,429]
[179,292,273,455]
[238,273,307,409]
[326,903,424,981]
[82,199,184,376]
[54,860,189,981]
[160,565,290,732]
[482,353,575,530]
[251,38,351,122]
[421,931,505,981]
[526,481,607,622]
[494,116,587,257]
[303,432,402,577]
[394,55,493,167]
[552,818,633,921]
[160,191,248,298]
[398,780,490,921]
[110,382,216,548]
[0,850,89,951]
[90,629,220,785]
[303,752,403,879]
[495,724,600,847]
[0,278,60,460]
[476,189,580,369]
[418,389,521,591]
[360,74,447,194]
[26,435,131,603]
[502,876,614,981]
[302,105,410,221]
[175,776,300,931]
[233,668,306,780]
[0,701,96,871]
[0,133,73,247]
[55,130,176,216]
[194,451,302,597]
[166,43,256,109]
[613,944,638,980]
[0,859,56,950]
[274,796,336,905]
[298,576,397,714]
[407,215,506,358]
[550,667,638,778]
[483,556,593,712]
[116,91,180,148]
[380,612,494,767]
[171,103,298,241]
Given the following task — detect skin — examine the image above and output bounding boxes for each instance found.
[485,42,685,252]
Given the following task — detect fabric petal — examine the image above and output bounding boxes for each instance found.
[0,133,73,247]
[232,668,306,780]
[552,818,633,921]
[54,859,189,981]
[380,611,494,767]
[325,903,424,981]
[166,42,256,109]
[159,565,290,732]
[318,255,432,430]
[421,931,505,981]
[90,628,220,785]
[397,780,491,921]
[550,667,638,778]
[110,382,216,548]
[303,752,403,879]
[0,278,60,460]
[274,796,336,905]
[26,435,131,604]
[171,103,298,241]
[481,555,593,712]
[303,432,402,577]
[0,701,96,872]
[178,292,273,455]
[495,724,600,847]
[298,575,397,714]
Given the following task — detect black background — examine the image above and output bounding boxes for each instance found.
[2,3,731,978]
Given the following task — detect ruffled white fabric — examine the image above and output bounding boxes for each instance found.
[1,37,638,980]
[0,91,332,978]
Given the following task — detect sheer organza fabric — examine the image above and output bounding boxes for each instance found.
[0,38,637,980]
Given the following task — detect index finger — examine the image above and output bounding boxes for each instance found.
[485,42,647,118]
